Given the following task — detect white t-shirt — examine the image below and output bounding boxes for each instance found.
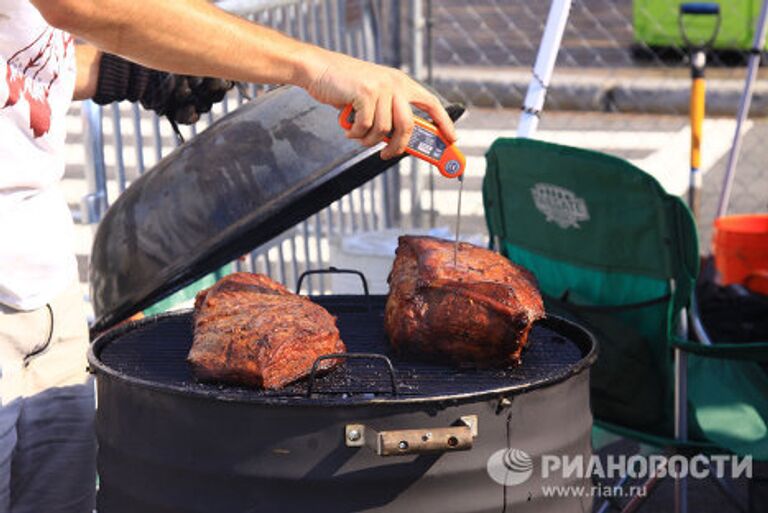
[0,1,77,310]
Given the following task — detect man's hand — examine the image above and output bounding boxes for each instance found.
[304,50,456,160]
[74,44,100,101]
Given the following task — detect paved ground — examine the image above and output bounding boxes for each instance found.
[592,435,764,513]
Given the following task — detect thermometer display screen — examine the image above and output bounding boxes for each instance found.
[408,125,447,161]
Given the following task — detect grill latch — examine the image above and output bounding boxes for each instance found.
[345,415,478,456]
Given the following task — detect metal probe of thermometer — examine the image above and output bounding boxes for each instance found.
[339,105,467,265]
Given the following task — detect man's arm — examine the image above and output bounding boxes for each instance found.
[36,0,455,158]
[74,43,100,101]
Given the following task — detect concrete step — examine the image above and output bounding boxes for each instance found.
[434,65,768,115]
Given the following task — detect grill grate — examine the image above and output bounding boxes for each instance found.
[93,295,594,404]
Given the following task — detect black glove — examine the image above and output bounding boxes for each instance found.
[93,53,234,125]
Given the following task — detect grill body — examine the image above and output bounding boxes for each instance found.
[89,296,597,513]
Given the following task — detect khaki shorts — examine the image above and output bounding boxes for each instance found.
[0,282,96,513]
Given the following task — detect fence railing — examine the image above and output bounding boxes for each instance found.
[80,0,407,298]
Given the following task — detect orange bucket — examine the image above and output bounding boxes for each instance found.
[713,214,768,294]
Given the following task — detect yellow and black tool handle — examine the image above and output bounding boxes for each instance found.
[689,52,706,216]
[680,3,721,217]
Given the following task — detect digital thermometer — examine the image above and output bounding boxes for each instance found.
[339,104,465,179]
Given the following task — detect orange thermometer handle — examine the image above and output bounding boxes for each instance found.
[339,104,465,179]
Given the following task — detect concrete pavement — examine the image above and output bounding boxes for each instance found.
[433,65,768,115]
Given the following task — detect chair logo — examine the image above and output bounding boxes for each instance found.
[487,448,534,486]
[531,183,590,229]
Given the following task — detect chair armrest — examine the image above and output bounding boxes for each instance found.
[689,291,714,345]
[672,337,768,362]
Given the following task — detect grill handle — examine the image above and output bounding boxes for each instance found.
[296,267,371,304]
[306,353,399,398]
[345,416,478,456]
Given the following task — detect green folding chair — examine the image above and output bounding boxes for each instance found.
[483,138,768,512]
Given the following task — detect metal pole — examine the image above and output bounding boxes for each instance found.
[391,0,402,68]
[365,0,382,64]
[410,0,424,78]
[426,0,436,228]
[426,0,433,85]
[716,0,768,218]
[410,0,425,227]
[80,100,109,225]
[674,348,689,513]
[111,103,127,193]
[389,0,403,227]
[517,0,572,138]
[674,307,689,513]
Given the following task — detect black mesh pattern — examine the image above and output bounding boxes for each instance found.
[92,295,595,405]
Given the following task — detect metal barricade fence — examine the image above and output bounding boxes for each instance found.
[80,0,405,297]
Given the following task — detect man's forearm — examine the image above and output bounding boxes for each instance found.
[33,0,322,89]
[74,43,101,100]
[36,0,457,158]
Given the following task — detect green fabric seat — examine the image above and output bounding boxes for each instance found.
[483,137,768,459]
[143,265,232,316]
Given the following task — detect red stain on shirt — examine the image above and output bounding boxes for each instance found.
[4,63,23,107]
[2,29,71,138]
[24,88,51,137]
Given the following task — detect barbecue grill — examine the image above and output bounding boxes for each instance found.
[88,86,598,513]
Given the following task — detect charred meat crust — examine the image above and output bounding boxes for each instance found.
[188,273,346,389]
[384,236,545,367]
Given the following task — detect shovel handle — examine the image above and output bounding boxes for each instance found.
[681,3,720,15]
[679,3,722,49]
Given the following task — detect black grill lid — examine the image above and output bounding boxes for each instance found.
[89,86,464,332]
